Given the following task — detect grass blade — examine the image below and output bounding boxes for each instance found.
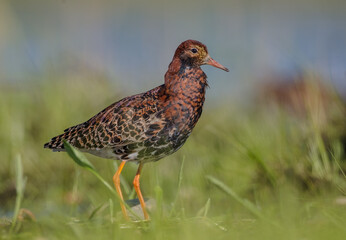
[169,156,185,217]
[109,199,114,223]
[88,203,106,220]
[10,155,27,233]
[155,185,163,219]
[63,140,95,170]
[203,198,211,217]
[206,175,263,218]
[196,198,211,218]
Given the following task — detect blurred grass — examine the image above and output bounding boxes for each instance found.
[0,72,345,239]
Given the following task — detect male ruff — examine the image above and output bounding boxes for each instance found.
[44,40,229,220]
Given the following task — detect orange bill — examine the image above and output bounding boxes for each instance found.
[206,57,229,72]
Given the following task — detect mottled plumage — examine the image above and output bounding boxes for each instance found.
[44,40,228,220]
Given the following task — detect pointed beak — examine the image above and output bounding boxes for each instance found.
[205,56,229,72]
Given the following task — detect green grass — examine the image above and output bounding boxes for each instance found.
[0,74,345,239]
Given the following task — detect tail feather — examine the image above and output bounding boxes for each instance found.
[44,125,81,151]
[44,133,67,151]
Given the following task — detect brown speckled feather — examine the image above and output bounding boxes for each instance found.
[44,40,228,163]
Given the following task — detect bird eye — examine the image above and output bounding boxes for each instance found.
[190,48,198,53]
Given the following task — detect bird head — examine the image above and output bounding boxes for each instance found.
[173,40,229,72]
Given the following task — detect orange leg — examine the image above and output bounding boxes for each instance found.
[112,161,129,220]
[133,163,149,220]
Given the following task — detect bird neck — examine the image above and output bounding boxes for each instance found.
[164,65,208,97]
[161,62,208,132]
[164,58,208,96]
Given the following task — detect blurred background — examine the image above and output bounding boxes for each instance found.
[1,0,345,239]
[1,0,346,97]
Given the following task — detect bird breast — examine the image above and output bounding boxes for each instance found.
[162,67,208,135]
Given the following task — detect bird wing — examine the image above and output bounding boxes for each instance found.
[44,86,164,151]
